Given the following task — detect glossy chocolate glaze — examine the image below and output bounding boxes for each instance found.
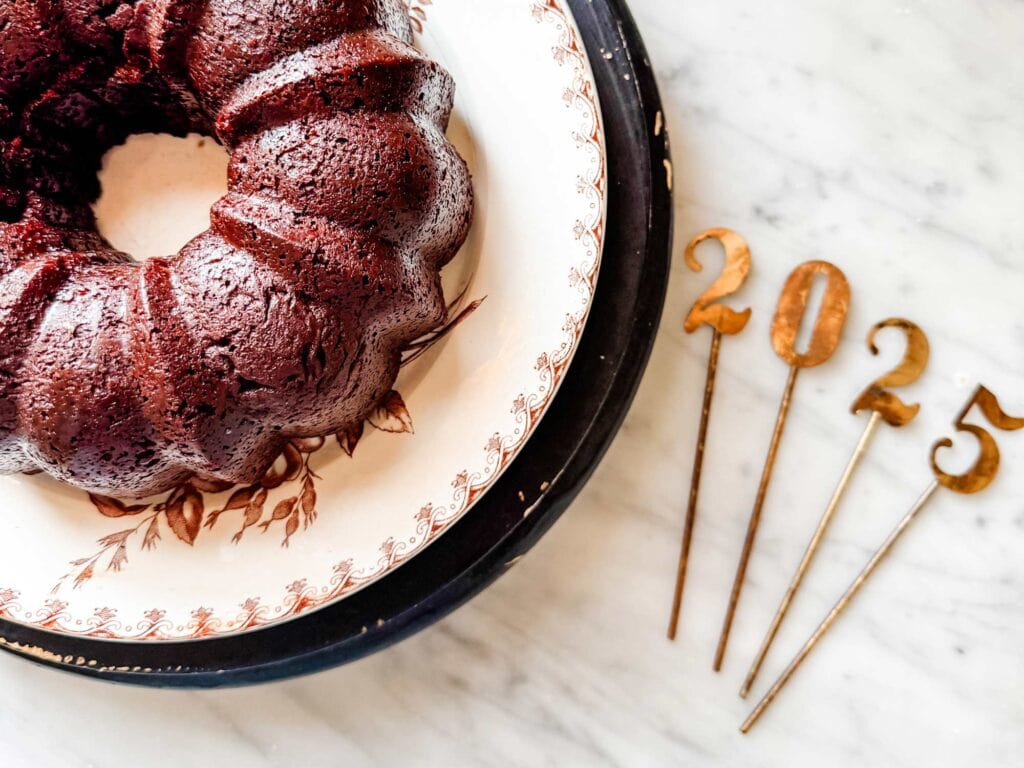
[0,0,473,497]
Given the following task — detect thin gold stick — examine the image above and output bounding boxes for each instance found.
[740,480,941,733]
[668,329,723,640]
[669,227,752,640]
[714,364,801,671]
[739,411,883,697]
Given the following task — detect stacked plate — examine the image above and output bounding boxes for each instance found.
[0,0,670,686]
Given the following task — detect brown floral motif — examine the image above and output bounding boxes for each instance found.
[201,440,319,547]
[336,422,364,458]
[368,391,416,434]
[401,283,486,369]
[405,0,432,34]
[0,588,18,610]
[338,288,485,456]
[532,0,605,296]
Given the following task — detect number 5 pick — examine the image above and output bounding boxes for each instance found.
[741,385,1024,732]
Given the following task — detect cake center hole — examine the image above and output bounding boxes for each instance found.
[93,133,229,260]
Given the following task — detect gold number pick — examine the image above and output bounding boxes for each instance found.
[714,261,851,671]
[930,387,1024,493]
[741,385,1024,733]
[668,228,752,640]
[739,319,929,697]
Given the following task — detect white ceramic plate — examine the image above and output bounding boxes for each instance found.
[0,0,605,641]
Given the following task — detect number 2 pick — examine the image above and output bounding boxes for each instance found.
[740,318,930,697]
[668,228,752,641]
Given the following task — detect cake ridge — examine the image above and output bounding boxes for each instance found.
[0,0,473,496]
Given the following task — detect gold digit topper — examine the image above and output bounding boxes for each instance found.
[931,386,1024,494]
[851,318,930,427]
[740,318,929,698]
[742,384,1024,733]
[668,228,753,642]
[715,260,851,672]
[683,228,753,335]
[771,261,850,368]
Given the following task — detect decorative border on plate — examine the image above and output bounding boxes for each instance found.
[0,0,606,641]
[407,0,433,33]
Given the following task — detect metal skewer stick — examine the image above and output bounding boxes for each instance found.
[667,229,752,641]
[668,328,722,639]
[713,364,799,669]
[714,261,850,670]
[738,410,881,697]
[740,384,1024,733]
[740,481,939,733]
[739,318,930,696]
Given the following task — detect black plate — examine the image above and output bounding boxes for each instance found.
[0,0,672,687]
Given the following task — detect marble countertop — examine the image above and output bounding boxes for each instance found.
[4,0,1023,765]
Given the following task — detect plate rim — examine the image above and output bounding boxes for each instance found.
[0,0,672,685]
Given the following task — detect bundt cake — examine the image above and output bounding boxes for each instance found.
[0,0,473,498]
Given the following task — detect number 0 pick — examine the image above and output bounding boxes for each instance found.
[714,261,851,672]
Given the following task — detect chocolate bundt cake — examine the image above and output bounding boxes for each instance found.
[0,0,473,497]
